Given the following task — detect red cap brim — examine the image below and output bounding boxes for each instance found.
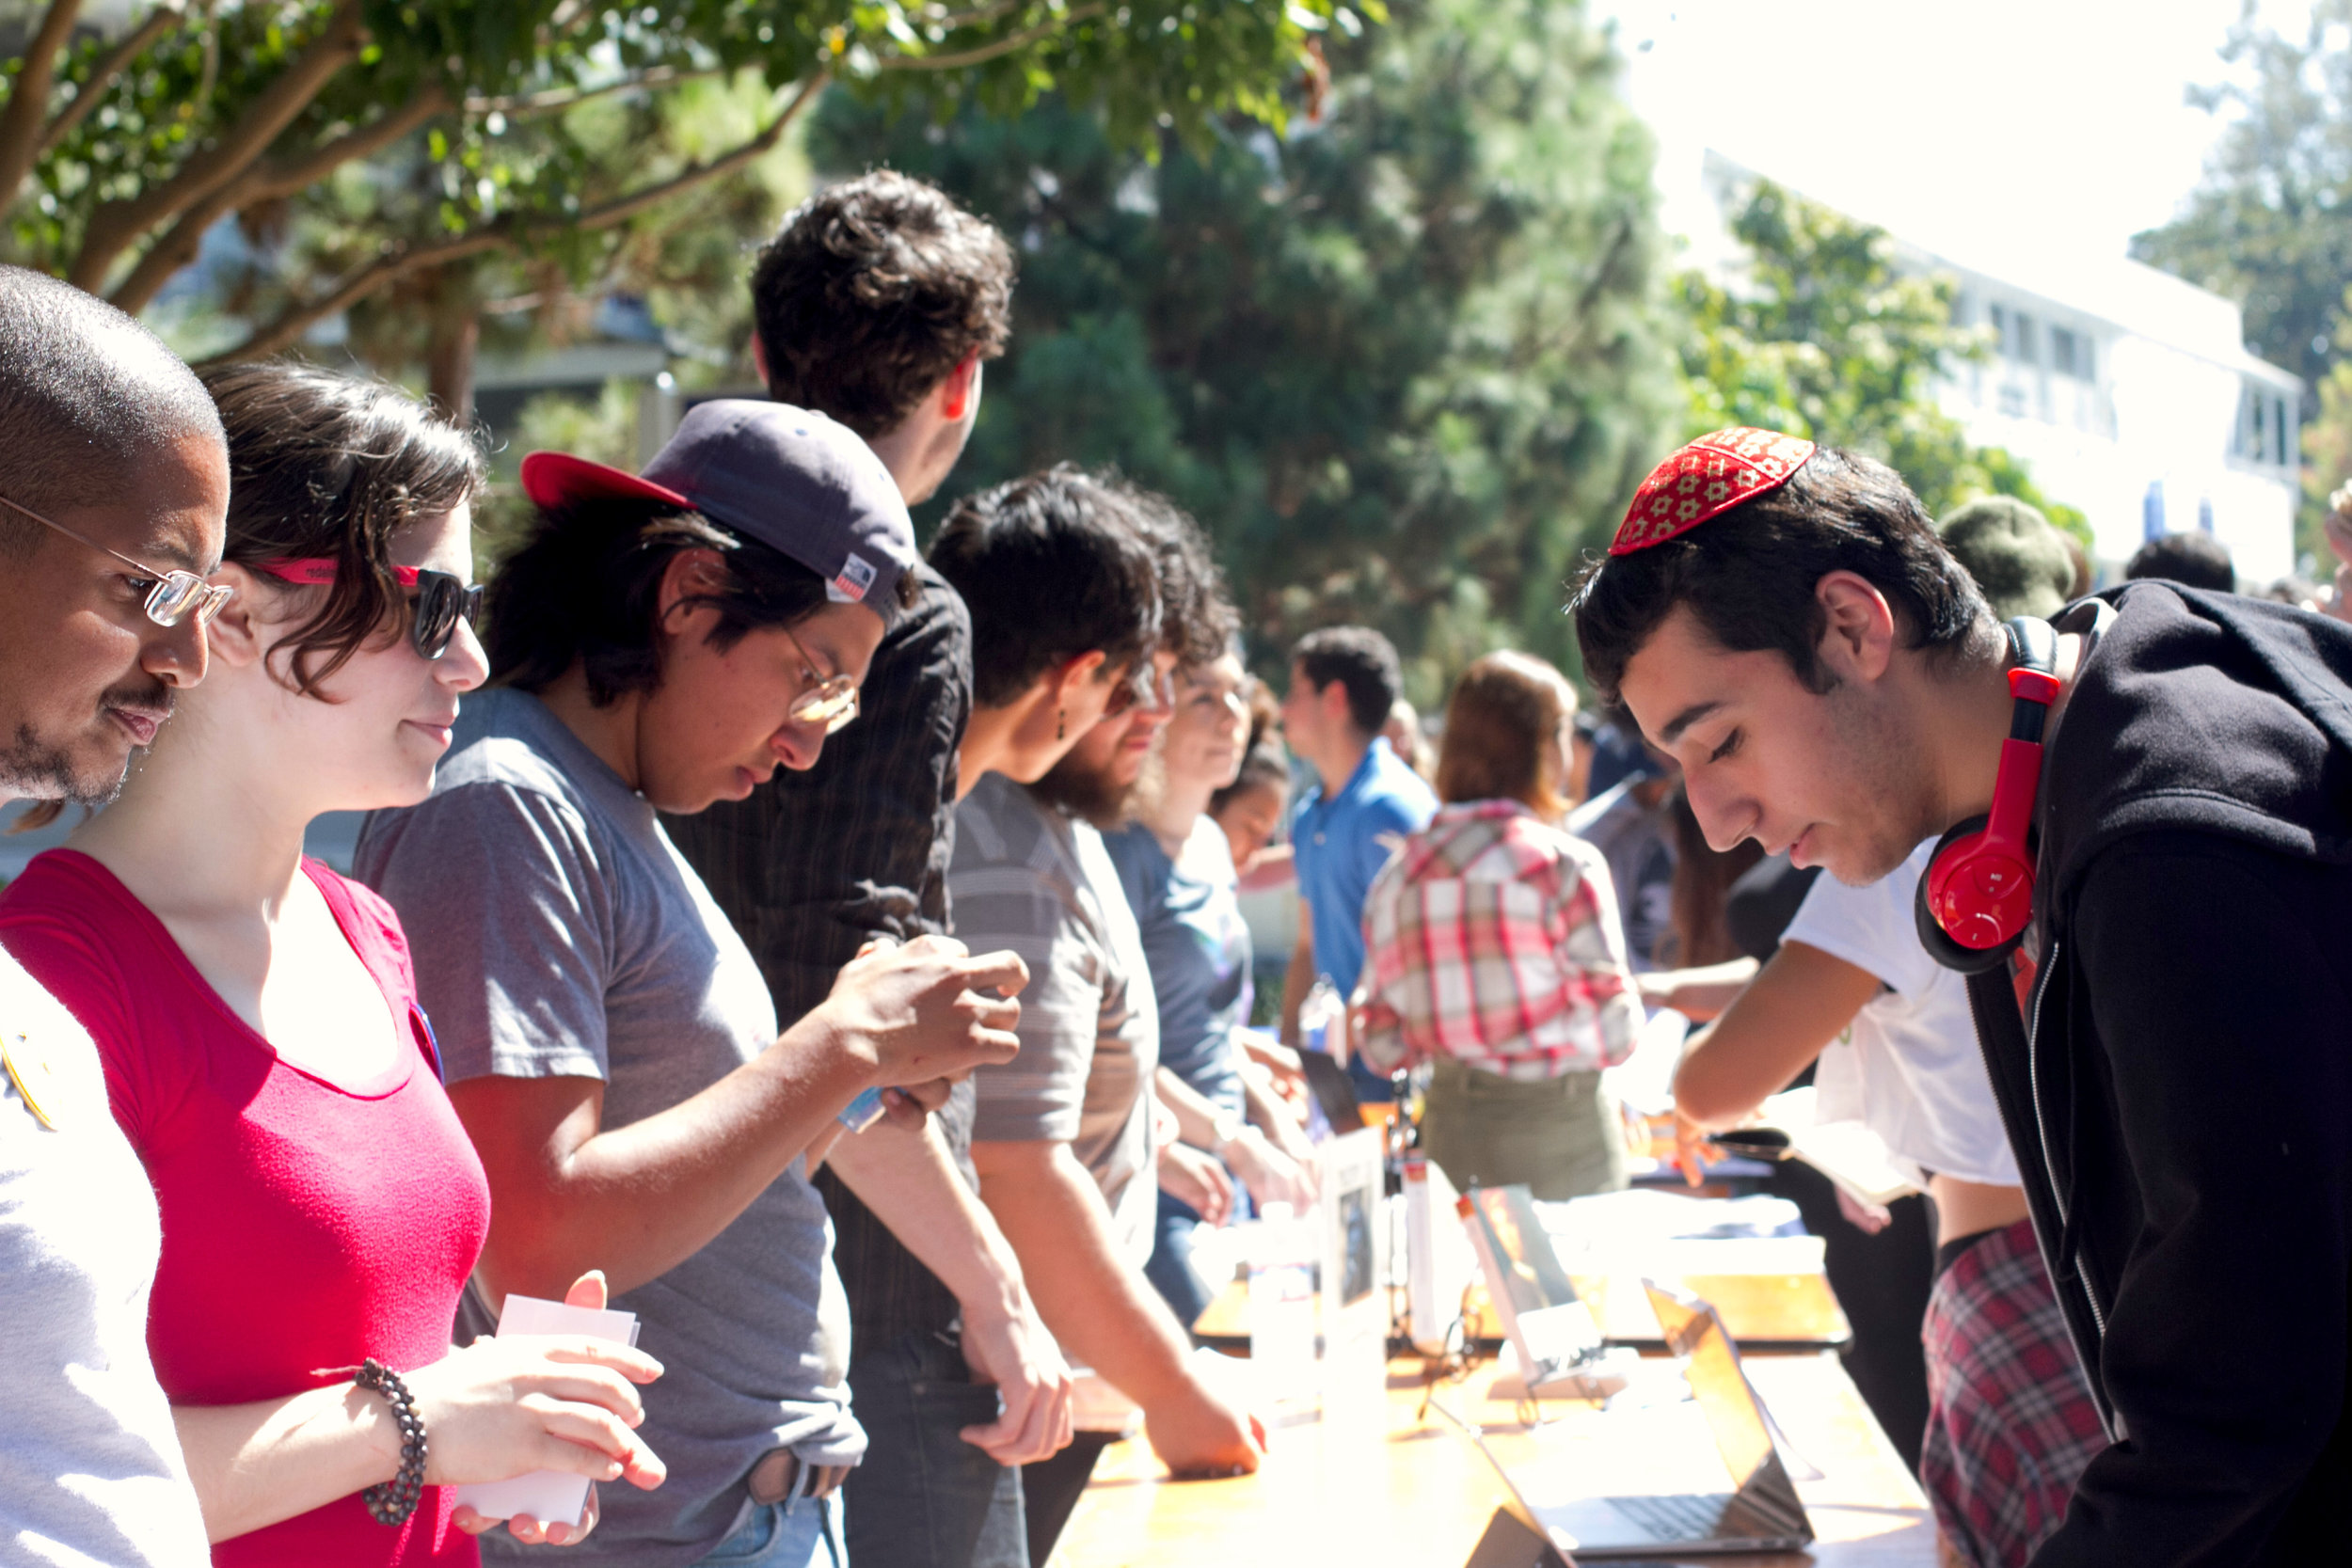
[520,451,694,515]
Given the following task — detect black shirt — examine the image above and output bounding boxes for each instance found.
[666,562,976,1354]
[1971,584,2352,1566]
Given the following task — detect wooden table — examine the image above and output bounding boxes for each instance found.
[1054,1353,1934,1567]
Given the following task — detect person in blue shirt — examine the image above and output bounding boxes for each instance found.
[1276,626,1438,1101]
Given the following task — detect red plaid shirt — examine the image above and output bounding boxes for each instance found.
[1357,800,1643,1081]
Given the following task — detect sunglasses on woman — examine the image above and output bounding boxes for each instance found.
[0,492,235,628]
[261,558,482,661]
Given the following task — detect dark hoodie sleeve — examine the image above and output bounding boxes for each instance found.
[2029,832,2352,1567]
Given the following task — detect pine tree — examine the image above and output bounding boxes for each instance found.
[816,0,1677,700]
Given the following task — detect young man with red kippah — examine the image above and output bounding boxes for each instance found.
[1572,430,2352,1566]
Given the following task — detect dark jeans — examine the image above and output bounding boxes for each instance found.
[840,1329,1027,1568]
[1019,1431,1116,1567]
[1144,1189,1216,1330]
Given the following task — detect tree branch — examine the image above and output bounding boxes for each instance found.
[551,69,825,230]
[0,0,89,214]
[877,4,1104,71]
[924,0,1025,30]
[199,71,828,366]
[108,86,453,314]
[467,63,728,119]
[38,3,185,156]
[69,0,366,292]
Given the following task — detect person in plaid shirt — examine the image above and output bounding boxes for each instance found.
[1356,651,1644,1199]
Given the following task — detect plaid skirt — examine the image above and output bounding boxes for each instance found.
[1919,1218,2108,1568]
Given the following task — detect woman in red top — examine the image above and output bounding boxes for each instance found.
[0,363,664,1565]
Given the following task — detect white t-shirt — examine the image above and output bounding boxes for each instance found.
[1780,840,2021,1187]
[0,947,208,1568]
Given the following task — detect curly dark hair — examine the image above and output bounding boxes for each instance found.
[750,170,1015,437]
[1570,445,1998,705]
[929,465,1162,708]
[202,360,483,697]
[1121,484,1237,672]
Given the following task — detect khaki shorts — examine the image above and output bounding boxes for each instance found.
[1418,1057,1628,1200]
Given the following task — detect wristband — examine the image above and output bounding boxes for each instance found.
[355,1357,428,1527]
[838,1086,888,1132]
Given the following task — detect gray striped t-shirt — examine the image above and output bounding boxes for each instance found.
[952,773,1159,1262]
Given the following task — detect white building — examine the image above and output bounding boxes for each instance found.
[1677,150,2304,585]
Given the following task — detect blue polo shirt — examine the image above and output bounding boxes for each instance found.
[1294,736,1438,994]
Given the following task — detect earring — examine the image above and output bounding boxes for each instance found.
[1057,708,1066,741]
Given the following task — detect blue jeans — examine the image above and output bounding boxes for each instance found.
[700,1489,846,1568]
[839,1330,1026,1568]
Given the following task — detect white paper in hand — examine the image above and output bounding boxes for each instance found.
[448,1294,641,1527]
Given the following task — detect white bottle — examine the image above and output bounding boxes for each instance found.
[1298,974,1343,1056]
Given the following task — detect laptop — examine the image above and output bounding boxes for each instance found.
[1442,1280,1813,1560]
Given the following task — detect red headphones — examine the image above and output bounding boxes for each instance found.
[1914,617,2061,974]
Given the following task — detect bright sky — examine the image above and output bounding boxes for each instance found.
[1595,0,2316,270]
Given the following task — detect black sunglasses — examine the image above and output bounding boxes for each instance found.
[265,558,482,660]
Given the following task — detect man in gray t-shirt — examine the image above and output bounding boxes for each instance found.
[358,689,861,1565]
[959,665,1265,1566]
[957,771,1160,1260]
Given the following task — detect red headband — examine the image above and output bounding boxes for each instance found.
[1609,427,1817,556]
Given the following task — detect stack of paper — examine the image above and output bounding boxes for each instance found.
[449,1295,641,1528]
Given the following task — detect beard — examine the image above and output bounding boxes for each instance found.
[1029,747,1146,832]
[0,675,174,809]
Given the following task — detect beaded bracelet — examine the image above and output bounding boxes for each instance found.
[355,1358,429,1527]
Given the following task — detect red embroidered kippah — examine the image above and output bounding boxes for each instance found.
[1609,427,1818,556]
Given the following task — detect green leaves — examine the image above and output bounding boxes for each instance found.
[817,0,1676,700]
[1679,179,2085,548]
[0,0,1343,368]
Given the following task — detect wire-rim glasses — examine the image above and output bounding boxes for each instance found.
[0,492,233,628]
[779,623,860,734]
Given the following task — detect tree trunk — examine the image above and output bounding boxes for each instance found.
[424,269,481,427]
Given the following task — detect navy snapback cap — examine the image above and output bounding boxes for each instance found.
[520,399,917,628]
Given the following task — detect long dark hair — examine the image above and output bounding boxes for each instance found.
[202,360,483,696]
[485,495,830,705]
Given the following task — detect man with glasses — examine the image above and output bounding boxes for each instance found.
[358,401,1035,1568]
[666,174,1077,1568]
[0,264,225,1564]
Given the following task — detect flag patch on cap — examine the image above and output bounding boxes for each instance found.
[830,552,878,603]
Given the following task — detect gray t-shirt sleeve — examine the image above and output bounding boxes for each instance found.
[356,780,613,1085]
[958,859,1103,1146]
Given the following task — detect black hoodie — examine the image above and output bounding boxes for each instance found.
[1983,582,2352,1566]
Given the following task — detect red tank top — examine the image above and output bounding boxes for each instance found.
[0,849,492,1566]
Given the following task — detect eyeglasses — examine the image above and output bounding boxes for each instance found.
[781,624,860,734]
[261,558,483,661]
[1101,661,1175,720]
[0,492,234,628]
